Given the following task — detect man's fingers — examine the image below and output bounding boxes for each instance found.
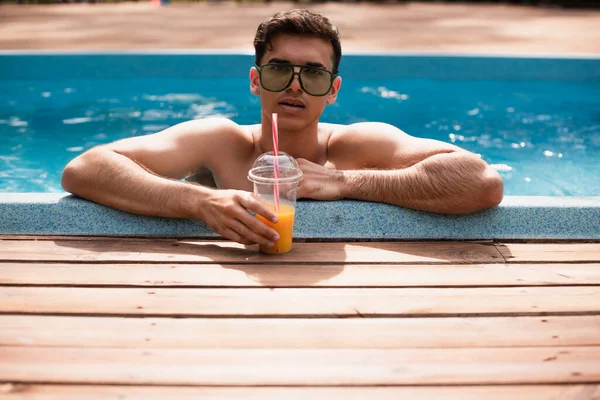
[236,194,281,243]
[295,184,305,199]
[213,191,279,246]
[240,194,279,223]
[228,219,274,248]
[237,211,279,243]
[221,227,254,246]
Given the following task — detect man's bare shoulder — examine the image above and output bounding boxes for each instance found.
[160,118,257,172]
[324,122,410,169]
[327,121,407,142]
[164,117,254,144]
[104,117,256,181]
[109,117,253,152]
[325,121,463,170]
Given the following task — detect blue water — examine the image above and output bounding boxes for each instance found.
[1,56,599,195]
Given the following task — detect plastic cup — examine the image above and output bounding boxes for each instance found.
[248,151,303,254]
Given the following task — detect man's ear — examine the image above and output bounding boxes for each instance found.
[249,67,261,96]
[326,76,342,105]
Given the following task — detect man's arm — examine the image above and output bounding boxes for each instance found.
[62,118,279,246]
[298,122,503,214]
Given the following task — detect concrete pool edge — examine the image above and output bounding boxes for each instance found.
[1,193,598,240]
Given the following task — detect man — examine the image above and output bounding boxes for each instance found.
[62,9,503,248]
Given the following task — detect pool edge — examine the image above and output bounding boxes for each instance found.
[1,193,598,240]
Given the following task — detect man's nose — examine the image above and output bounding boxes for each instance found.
[287,69,302,92]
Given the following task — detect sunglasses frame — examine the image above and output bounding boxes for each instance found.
[255,63,336,97]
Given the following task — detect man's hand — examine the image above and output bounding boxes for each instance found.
[197,189,280,247]
[297,158,345,201]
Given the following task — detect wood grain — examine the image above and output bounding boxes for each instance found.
[1,286,599,316]
[1,384,598,400]
[2,315,599,348]
[497,243,600,263]
[0,239,503,263]
[1,346,598,385]
[1,262,599,287]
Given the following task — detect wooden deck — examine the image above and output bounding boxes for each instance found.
[1,236,599,398]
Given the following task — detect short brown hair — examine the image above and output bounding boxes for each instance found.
[253,9,342,74]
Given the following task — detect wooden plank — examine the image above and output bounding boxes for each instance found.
[1,346,598,385]
[1,262,599,287]
[2,315,599,348]
[1,384,598,400]
[1,287,599,317]
[497,243,600,263]
[0,236,178,241]
[0,239,503,264]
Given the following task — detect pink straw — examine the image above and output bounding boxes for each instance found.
[272,113,280,212]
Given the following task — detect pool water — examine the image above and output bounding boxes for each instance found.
[1,54,599,195]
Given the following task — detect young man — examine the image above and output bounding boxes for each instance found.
[62,9,503,248]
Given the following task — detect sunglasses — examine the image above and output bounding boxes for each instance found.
[255,63,336,97]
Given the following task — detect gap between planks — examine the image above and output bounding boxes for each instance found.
[0,384,599,400]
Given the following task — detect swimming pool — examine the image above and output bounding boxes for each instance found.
[1,52,599,239]
[1,52,599,195]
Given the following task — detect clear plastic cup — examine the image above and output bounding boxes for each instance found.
[248,152,303,254]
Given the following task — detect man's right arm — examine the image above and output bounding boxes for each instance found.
[61,118,279,247]
[62,146,198,218]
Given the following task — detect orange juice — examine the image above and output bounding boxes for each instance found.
[257,203,295,254]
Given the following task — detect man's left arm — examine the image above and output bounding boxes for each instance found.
[297,122,503,214]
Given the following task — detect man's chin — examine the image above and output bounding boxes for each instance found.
[265,107,320,132]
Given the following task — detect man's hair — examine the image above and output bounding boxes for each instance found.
[253,9,342,74]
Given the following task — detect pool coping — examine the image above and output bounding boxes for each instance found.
[1,193,598,240]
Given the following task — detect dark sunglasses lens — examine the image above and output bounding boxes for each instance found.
[301,67,332,96]
[261,65,293,92]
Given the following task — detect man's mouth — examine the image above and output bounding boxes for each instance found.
[278,98,305,109]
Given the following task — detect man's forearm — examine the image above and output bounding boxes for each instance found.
[340,151,503,214]
[62,148,204,218]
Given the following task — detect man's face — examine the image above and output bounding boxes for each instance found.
[250,33,341,132]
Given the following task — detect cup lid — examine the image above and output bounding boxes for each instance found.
[248,151,303,184]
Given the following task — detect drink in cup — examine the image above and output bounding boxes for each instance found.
[256,203,295,254]
[248,152,303,254]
